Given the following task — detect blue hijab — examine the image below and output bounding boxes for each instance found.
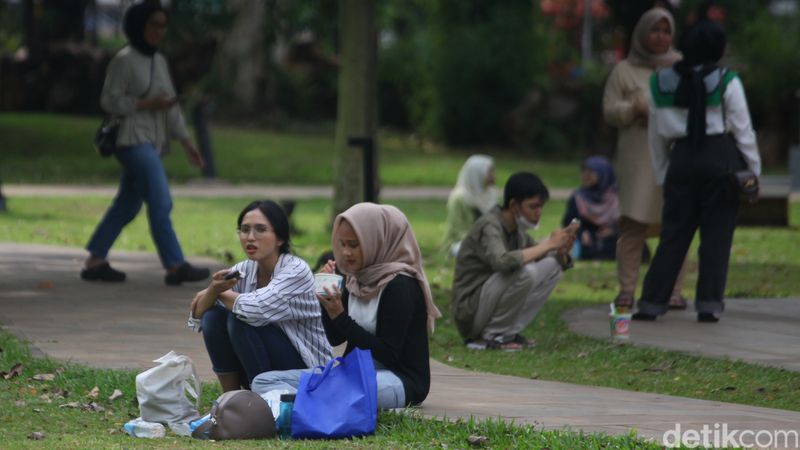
[575,156,619,228]
[577,156,616,203]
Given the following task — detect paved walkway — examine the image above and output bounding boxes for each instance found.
[2,182,570,201]
[564,301,800,372]
[5,182,800,202]
[2,243,800,447]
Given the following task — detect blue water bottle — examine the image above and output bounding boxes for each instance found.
[277,393,296,439]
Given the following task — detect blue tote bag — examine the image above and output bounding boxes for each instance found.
[291,347,378,439]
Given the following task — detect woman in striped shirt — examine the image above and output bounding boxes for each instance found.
[190,200,332,391]
[253,203,442,408]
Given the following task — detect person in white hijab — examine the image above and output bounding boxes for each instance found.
[443,155,499,256]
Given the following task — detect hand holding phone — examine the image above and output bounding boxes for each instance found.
[224,270,243,280]
[568,218,581,233]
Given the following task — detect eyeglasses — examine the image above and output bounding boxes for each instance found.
[237,225,272,238]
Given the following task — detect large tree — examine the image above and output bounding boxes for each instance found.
[331,0,378,219]
[211,0,268,115]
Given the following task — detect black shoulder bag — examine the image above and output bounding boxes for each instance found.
[719,71,759,204]
[94,57,155,157]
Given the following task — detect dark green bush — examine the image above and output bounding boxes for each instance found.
[423,0,545,146]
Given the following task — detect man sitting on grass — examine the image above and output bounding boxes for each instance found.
[451,171,577,351]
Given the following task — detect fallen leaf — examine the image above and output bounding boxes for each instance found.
[60,402,81,409]
[52,389,66,400]
[108,389,123,401]
[467,435,489,447]
[37,281,54,289]
[577,352,588,358]
[27,431,46,440]
[33,408,43,413]
[39,394,52,403]
[86,402,105,412]
[87,386,100,399]
[643,361,675,372]
[32,373,55,381]
[2,363,24,379]
[712,386,737,392]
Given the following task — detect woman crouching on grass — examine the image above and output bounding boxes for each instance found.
[190,200,332,391]
[252,202,441,408]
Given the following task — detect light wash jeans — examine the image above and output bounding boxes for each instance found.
[251,360,406,409]
[86,142,184,269]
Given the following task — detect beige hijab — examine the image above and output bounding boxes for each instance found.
[332,203,442,332]
[627,7,681,69]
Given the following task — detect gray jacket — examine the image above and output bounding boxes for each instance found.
[101,46,189,154]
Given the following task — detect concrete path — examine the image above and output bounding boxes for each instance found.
[5,182,800,202]
[564,301,800,372]
[2,243,800,448]
[2,182,571,201]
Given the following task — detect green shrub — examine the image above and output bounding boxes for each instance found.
[423,0,545,146]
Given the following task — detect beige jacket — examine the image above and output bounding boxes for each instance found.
[602,59,663,224]
[100,46,189,154]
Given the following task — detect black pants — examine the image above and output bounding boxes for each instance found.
[638,135,744,316]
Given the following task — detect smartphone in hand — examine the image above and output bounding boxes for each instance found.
[568,218,581,233]
[224,270,243,280]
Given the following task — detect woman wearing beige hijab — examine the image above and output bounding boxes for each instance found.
[252,203,441,408]
[603,7,689,310]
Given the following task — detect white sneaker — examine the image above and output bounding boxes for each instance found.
[465,339,488,350]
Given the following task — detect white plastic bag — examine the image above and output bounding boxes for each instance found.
[258,389,292,421]
[135,351,201,434]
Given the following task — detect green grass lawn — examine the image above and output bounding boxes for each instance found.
[1,196,798,408]
[0,112,579,187]
[1,113,799,447]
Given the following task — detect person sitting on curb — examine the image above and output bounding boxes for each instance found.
[451,172,577,351]
[253,202,441,408]
[190,200,332,392]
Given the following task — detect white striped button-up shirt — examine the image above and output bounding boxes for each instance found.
[230,253,332,368]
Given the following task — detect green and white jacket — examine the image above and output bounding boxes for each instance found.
[647,67,761,184]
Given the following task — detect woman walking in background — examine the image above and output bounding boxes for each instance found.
[634,19,760,322]
[82,1,209,285]
[602,7,688,310]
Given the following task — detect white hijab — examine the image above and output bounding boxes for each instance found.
[453,155,499,214]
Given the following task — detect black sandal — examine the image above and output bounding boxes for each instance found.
[668,295,688,310]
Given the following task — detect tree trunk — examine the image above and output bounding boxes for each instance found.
[331,0,378,219]
[212,0,267,114]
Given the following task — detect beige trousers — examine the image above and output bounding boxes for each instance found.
[617,216,688,297]
[469,257,563,342]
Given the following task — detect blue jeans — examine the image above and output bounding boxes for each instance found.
[251,361,407,409]
[86,142,184,269]
[201,304,307,385]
